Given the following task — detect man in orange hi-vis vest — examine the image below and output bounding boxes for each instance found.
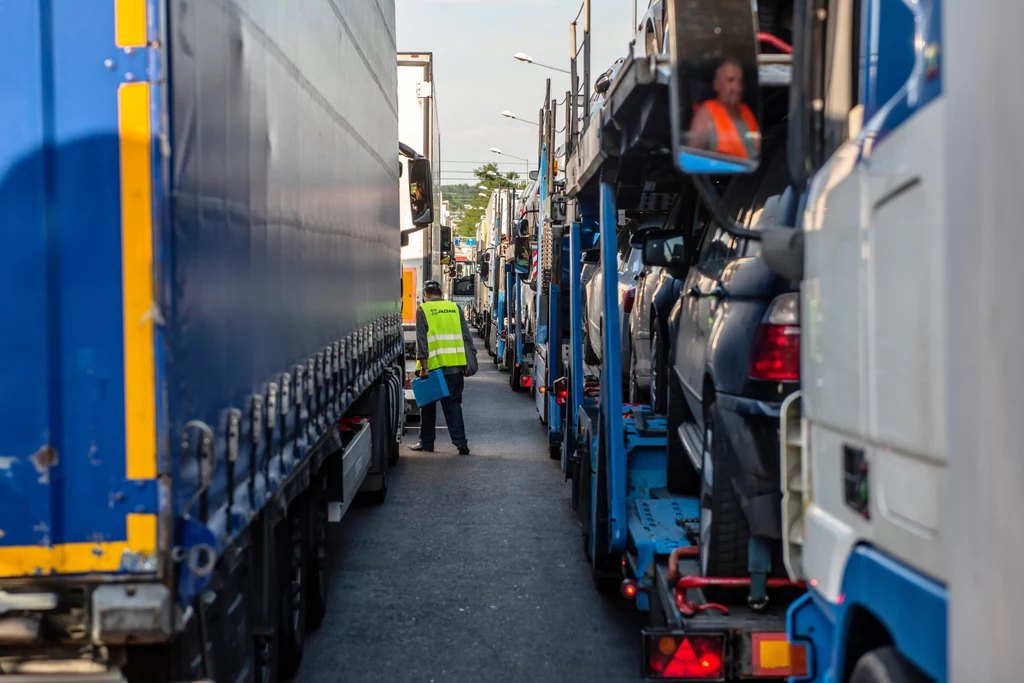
[687,57,761,159]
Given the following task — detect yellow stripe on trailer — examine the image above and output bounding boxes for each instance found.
[0,514,157,578]
[118,81,157,481]
[115,0,148,48]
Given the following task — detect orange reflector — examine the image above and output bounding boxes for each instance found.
[752,633,795,677]
[789,642,809,678]
[539,386,547,394]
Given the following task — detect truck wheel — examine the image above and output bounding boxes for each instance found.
[359,381,390,505]
[277,508,308,678]
[252,525,281,683]
[699,401,750,579]
[388,365,402,466]
[583,330,599,365]
[304,474,330,630]
[850,647,930,683]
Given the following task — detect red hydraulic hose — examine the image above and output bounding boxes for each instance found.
[757,32,793,54]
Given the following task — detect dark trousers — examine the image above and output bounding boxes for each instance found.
[419,371,467,448]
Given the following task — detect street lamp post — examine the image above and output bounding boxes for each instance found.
[513,52,570,75]
[489,147,530,174]
[501,110,540,126]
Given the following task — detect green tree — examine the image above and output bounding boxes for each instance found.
[443,163,527,238]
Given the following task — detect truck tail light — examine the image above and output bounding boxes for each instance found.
[645,634,724,679]
[749,293,800,381]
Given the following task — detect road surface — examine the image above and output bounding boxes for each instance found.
[298,339,645,682]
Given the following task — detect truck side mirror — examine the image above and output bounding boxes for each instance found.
[440,226,452,254]
[666,0,763,174]
[513,236,532,275]
[409,157,434,226]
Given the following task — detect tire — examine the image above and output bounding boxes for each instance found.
[277,508,307,678]
[387,367,402,467]
[358,382,390,505]
[549,443,560,460]
[583,329,599,365]
[304,474,330,631]
[699,401,750,579]
[588,413,621,594]
[850,647,930,683]
[253,527,281,683]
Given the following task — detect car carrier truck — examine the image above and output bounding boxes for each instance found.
[0,3,434,682]
[514,1,809,679]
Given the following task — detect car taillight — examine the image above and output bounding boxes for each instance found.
[749,293,800,381]
[623,287,636,315]
[645,634,724,679]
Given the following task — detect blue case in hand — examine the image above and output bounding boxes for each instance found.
[411,369,450,407]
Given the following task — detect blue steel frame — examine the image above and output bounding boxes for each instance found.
[533,143,549,403]
[564,222,586,472]
[599,179,627,552]
[505,260,515,367]
[514,274,524,370]
[496,275,507,362]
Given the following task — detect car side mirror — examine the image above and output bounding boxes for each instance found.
[409,157,434,226]
[529,170,539,181]
[666,0,763,174]
[641,229,688,268]
[582,248,601,265]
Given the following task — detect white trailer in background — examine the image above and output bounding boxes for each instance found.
[398,52,442,416]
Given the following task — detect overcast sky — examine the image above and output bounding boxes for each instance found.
[396,0,635,185]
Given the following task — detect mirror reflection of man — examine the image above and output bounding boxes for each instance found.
[688,57,761,159]
[411,181,425,217]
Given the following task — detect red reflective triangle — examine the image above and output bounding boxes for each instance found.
[662,638,704,677]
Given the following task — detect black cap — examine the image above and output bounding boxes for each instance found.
[423,280,443,295]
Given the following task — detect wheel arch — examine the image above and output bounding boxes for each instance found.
[840,607,895,683]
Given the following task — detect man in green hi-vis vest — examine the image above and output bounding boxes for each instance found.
[412,280,475,455]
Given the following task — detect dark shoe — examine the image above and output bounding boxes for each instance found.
[457,445,470,455]
[410,442,434,452]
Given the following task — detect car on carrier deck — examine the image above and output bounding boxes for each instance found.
[628,183,709,412]
[662,121,800,580]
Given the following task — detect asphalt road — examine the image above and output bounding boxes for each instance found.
[299,338,646,683]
